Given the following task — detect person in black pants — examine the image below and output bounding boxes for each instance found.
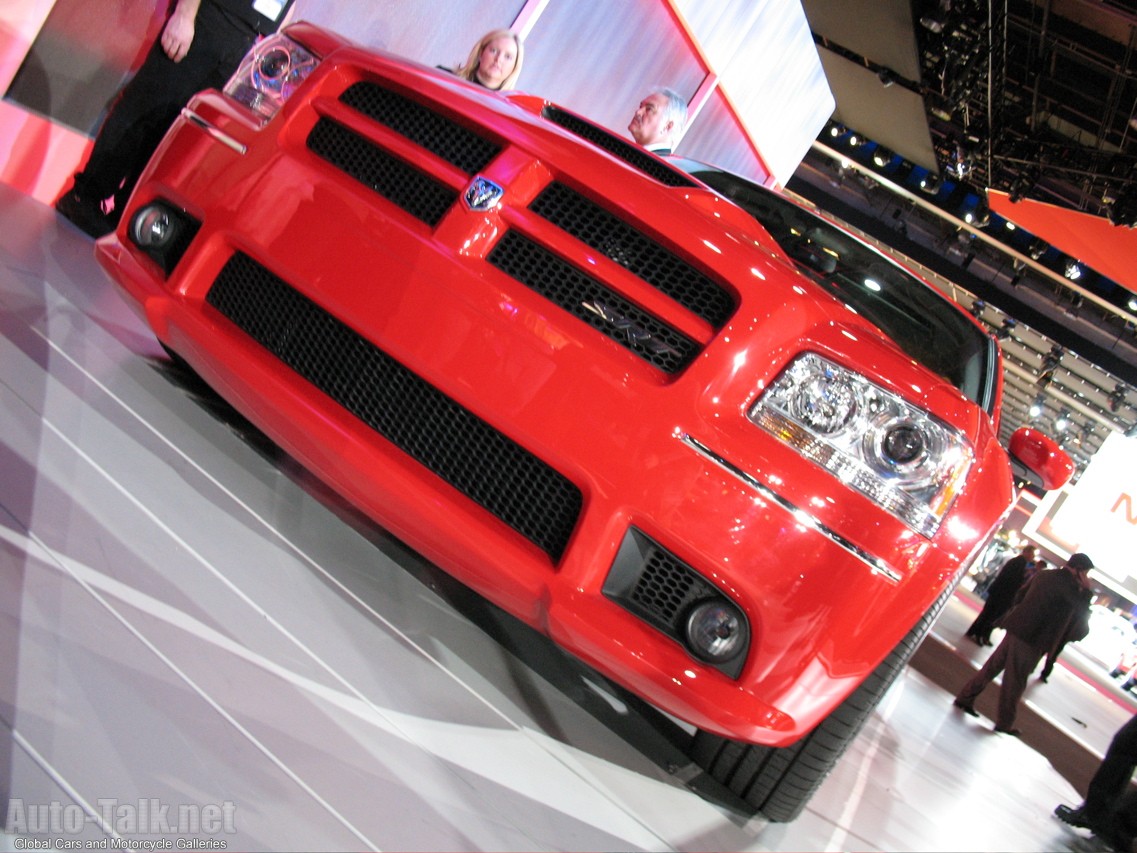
[965,545,1036,645]
[1056,714,1137,850]
[55,0,293,238]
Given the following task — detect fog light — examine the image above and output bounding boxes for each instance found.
[127,200,200,276]
[132,205,177,248]
[685,599,748,664]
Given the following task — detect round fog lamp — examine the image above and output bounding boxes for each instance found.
[685,599,748,663]
[132,206,176,248]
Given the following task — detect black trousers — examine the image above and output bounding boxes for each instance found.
[1085,715,1137,845]
[74,1,256,210]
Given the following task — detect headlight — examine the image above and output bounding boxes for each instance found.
[223,32,319,122]
[749,352,972,537]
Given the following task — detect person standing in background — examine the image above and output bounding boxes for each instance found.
[1056,714,1137,851]
[447,29,524,91]
[56,0,295,238]
[965,545,1037,646]
[627,87,687,155]
[953,553,1094,735]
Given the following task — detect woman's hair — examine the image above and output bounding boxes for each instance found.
[454,29,524,91]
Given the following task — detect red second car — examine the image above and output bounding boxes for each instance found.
[96,22,1071,820]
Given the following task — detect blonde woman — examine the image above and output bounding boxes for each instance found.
[450,29,524,91]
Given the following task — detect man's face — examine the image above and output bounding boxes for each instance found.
[629,93,671,147]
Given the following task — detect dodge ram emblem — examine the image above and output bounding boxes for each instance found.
[464,176,503,211]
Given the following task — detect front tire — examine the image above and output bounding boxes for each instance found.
[690,578,958,822]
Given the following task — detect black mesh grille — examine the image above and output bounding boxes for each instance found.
[529,182,735,327]
[205,252,582,561]
[541,106,696,189]
[631,546,716,624]
[307,118,456,226]
[487,232,697,373]
[339,81,501,175]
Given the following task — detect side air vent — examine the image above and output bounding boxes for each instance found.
[307,118,456,226]
[487,231,698,373]
[529,182,735,327]
[205,252,582,562]
[339,81,501,175]
[541,106,696,188]
[603,528,748,678]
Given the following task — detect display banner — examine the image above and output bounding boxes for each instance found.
[1023,430,1137,595]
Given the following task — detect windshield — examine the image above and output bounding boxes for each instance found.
[676,161,996,411]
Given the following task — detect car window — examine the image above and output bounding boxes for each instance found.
[676,162,996,410]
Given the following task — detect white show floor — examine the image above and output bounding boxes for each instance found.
[0,184,1113,851]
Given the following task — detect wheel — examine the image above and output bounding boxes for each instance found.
[690,577,959,822]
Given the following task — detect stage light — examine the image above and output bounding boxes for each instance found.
[1109,384,1127,413]
[1028,238,1049,260]
[872,147,893,167]
[920,14,945,33]
[1038,345,1063,387]
[1064,259,1083,281]
[996,318,1017,339]
[1054,410,1071,432]
[1029,393,1046,418]
[964,203,990,227]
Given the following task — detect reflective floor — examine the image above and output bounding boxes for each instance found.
[0,184,1121,851]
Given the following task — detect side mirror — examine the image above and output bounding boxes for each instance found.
[1008,427,1074,491]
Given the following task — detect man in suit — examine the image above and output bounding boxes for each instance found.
[628,88,687,155]
[953,552,1094,735]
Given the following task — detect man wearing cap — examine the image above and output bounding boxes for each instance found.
[953,553,1095,735]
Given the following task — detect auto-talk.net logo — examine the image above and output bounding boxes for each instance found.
[7,797,236,849]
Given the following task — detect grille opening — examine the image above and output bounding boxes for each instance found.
[487,231,698,374]
[529,182,735,328]
[205,252,583,561]
[307,118,456,226]
[339,81,502,175]
[541,106,696,189]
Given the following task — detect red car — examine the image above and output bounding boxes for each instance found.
[95,22,1071,821]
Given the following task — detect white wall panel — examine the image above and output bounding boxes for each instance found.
[676,93,769,183]
[676,0,834,186]
[519,0,705,135]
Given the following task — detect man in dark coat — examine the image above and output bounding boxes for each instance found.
[966,545,1037,645]
[953,553,1094,735]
